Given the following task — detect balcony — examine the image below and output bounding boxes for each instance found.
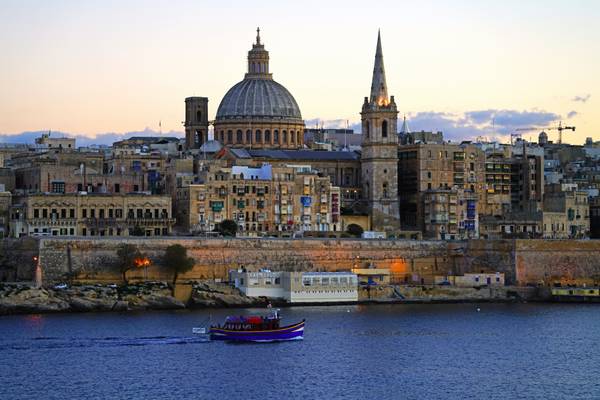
[28,218,78,226]
[125,218,175,226]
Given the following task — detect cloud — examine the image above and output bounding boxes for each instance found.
[572,94,591,103]
[2,108,566,147]
[407,109,561,142]
[567,110,578,119]
[0,128,184,147]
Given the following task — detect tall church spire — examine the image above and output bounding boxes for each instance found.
[370,30,389,106]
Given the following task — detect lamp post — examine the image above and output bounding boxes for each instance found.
[33,256,42,289]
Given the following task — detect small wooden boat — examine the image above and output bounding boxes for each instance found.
[208,310,305,342]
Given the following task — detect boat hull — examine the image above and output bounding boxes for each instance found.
[209,320,305,342]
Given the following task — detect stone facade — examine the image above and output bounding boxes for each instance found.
[9,193,174,238]
[423,188,478,240]
[360,32,400,232]
[212,29,304,150]
[3,237,599,288]
[175,163,341,235]
[542,184,590,238]
[184,97,209,149]
[398,142,486,231]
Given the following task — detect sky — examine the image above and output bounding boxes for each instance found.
[0,0,599,145]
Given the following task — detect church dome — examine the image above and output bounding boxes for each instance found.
[212,28,305,150]
[216,78,302,121]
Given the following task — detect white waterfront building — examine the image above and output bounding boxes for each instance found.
[230,270,358,303]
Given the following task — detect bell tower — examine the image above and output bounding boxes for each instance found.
[185,97,209,150]
[360,31,401,232]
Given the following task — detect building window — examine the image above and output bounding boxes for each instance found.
[255,130,262,143]
[274,130,279,143]
[246,130,252,143]
[69,209,75,218]
[290,130,295,143]
[114,183,120,193]
[265,130,271,143]
[237,130,243,142]
[227,130,233,143]
[382,120,388,138]
[283,131,288,145]
[196,110,202,122]
[365,121,370,138]
[51,181,65,194]
[383,182,388,198]
[34,209,39,218]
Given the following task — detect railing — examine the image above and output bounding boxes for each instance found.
[28,218,78,226]
[125,218,175,226]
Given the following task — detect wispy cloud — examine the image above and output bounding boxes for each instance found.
[567,110,578,119]
[304,118,361,132]
[572,94,591,103]
[0,128,184,146]
[2,108,565,147]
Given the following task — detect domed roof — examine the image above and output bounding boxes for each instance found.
[216,78,302,121]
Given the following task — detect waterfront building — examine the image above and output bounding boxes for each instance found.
[422,188,479,240]
[351,267,391,285]
[434,273,505,287]
[230,270,358,303]
[175,163,341,235]
[511,144,545,213]
[483,150,512,217]
[542,184,589,238]
[9,193,173,238]
[214,147,362,209]
[398,142,485,233]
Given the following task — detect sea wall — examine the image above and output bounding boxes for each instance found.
[2,237,600,286]
[36,238,451,284]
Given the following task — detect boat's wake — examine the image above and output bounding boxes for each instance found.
[1,335,210,351]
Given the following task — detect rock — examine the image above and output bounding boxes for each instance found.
[111,301,129,312]
[69,297,115,312]
[190,282,266,308]
[0,289,71,315]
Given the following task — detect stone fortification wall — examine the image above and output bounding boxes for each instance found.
[453,240,517,284]
[6,238,600,286]
[37,238,450,284]
[0,238,39,281]
[514,240,600,285]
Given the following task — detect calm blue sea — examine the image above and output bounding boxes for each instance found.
[1,303,599,400]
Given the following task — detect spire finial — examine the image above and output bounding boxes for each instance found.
[370,30,389,106]
[256,27,261,45]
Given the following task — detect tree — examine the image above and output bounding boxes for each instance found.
[346,223,364,238]
[217,219,238,237]
[116,244,143,284]
[163,244,195,287]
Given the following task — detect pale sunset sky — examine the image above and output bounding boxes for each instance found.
[0,0,598,144]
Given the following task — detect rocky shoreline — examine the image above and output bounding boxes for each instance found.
[0,281,549,316]
[0,282,268,316]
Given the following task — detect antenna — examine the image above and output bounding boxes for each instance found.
[344,120,348,151]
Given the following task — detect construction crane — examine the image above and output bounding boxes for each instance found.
[515,121,576,145]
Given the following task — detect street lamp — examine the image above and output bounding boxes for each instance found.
[33,256,42,288]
